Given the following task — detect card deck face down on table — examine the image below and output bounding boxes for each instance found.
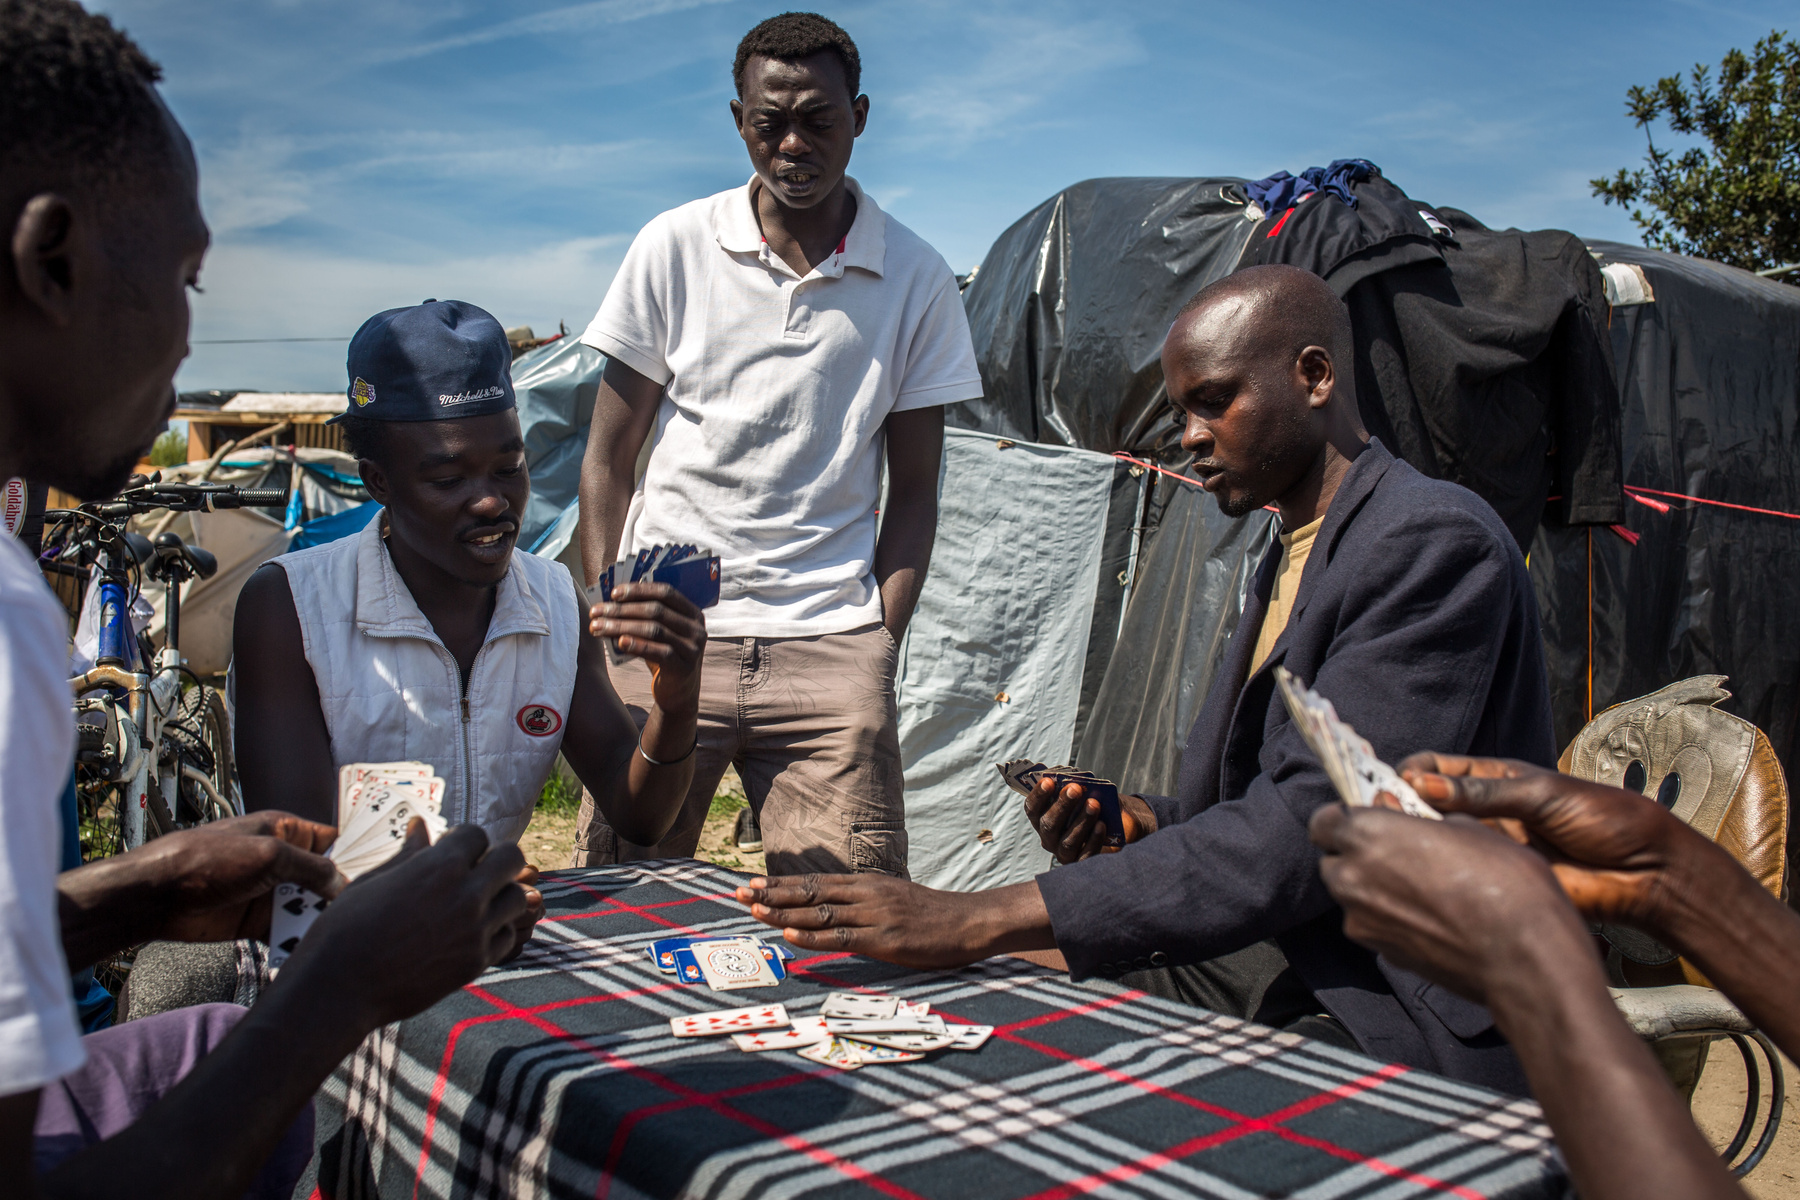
[671,992,996,1069]
[267,761,448,972]
[586,542,721,612]
[997,758,1127,847]
[1274,668,1441,820]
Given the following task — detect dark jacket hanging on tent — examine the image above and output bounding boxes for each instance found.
[1238,165,1625,547]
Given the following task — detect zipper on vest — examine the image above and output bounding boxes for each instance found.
[460,691,473,828]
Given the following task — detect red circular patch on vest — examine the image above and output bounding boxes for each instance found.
[516,704,563,737]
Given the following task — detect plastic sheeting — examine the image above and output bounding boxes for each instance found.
[1531,242,1800,875]
[897,429,1118,891]
[511,337,602,551]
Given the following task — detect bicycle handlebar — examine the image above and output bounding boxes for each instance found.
[58,481,293,519]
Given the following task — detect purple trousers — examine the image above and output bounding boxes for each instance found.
[33,1002,313,1199]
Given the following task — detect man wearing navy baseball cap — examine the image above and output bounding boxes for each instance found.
[233,299,708,885]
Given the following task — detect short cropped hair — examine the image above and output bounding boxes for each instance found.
[732,12,860,99]
[336,413,392,469]
[0,0,170,198]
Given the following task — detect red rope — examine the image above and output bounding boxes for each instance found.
[1623,484,1800,521]
[1116,453,1800,524]
[1112,451,1204,487]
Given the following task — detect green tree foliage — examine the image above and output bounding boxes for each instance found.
[1592,31,1800,278]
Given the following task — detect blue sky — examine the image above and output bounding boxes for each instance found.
[95,0,1793,393]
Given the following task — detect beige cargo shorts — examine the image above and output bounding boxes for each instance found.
[571,623,907,878]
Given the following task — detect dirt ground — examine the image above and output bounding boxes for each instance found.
[521,766,765,877]
[1691,1040,1798,1196]
[526,784,1799,1187]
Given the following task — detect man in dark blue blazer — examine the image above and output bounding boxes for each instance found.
[737,265,1556,1094]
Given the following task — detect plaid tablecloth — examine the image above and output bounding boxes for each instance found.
[304,861,1567,1200]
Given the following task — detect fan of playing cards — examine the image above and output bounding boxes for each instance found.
[587,542,721,611]
[267,761,448,972]
[1273,668,1440,820]
[997,758,1126,848]
[669,992,994,1070]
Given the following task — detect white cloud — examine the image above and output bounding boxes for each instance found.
[891,12,1143,148]
[179,233,627,390]
[369,0,741,64]
[199,135,316,234]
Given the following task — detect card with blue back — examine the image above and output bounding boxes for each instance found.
[588,543,721,613]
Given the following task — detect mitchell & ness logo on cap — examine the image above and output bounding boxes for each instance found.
[438,384,506,409]
[351,377,377,407]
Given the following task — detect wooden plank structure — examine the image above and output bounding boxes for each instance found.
[178,392,349,461]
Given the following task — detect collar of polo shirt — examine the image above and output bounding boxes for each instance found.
[716,175,888,280]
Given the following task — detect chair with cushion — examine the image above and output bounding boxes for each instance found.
[1561,675,1789,1177]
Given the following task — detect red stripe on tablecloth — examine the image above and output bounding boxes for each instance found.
[442,984,932,1200]
[406,977,696,1200]
[1005,1032,1484,1200]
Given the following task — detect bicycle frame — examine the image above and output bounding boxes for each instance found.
[67,518,239,849]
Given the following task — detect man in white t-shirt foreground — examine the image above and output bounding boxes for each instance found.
[574,12,982,875]
[0,5,529,1196]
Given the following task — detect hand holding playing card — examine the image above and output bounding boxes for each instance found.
[496,861,544,964]
[588,580,707,707]
[1021,776,1156,864]
[87,811,347,946]
[272,821,531,1028]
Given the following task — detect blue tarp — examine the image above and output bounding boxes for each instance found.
[289,500,381,551]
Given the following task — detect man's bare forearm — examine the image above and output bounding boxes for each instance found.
[577,445,634,588]
[1656,841,1800,1063]
[872,494,935,642]
[57,852,182,971]
[40,970,368,1200]
[1482,933,1739,1200]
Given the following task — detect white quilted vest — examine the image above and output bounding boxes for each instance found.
[273,516,580,844]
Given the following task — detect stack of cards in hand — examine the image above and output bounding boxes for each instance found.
[1274,668,1440,819]
[648,934,792,990]
[669,992,994,1070]
[587,542,721,611]
[267,761,448,972]
[997,758,1126,848]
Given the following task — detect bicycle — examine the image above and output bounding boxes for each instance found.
[43,476,288,853]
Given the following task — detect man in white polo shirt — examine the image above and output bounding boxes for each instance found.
[574,12,980,876]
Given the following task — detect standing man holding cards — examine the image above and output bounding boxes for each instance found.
[740,266,1557,1094]
[234,301,707,864]
[0,5,532,1195]
[573,12,981,874]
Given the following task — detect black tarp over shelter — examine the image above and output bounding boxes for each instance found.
[954,175,1798,875]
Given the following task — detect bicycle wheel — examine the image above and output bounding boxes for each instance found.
[168,685,239,824]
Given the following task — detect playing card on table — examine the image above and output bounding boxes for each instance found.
[948,1024,995,1051]
[820,992,898,1020]
[843,1040,925,1064]
[692,937,781,990]
[1274,668,1441,820]
[731,1017,830,1052]
[797,1036,862,1071]
[898,1000,931,1019]
[824,1015,948,1036]
[848,1030,956,1052]
[266,881,331,975]
[669,947,705,984]
[669,1003,789,1038]
[653,936,788,979]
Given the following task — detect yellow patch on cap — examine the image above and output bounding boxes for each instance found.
[351,377,377,408]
